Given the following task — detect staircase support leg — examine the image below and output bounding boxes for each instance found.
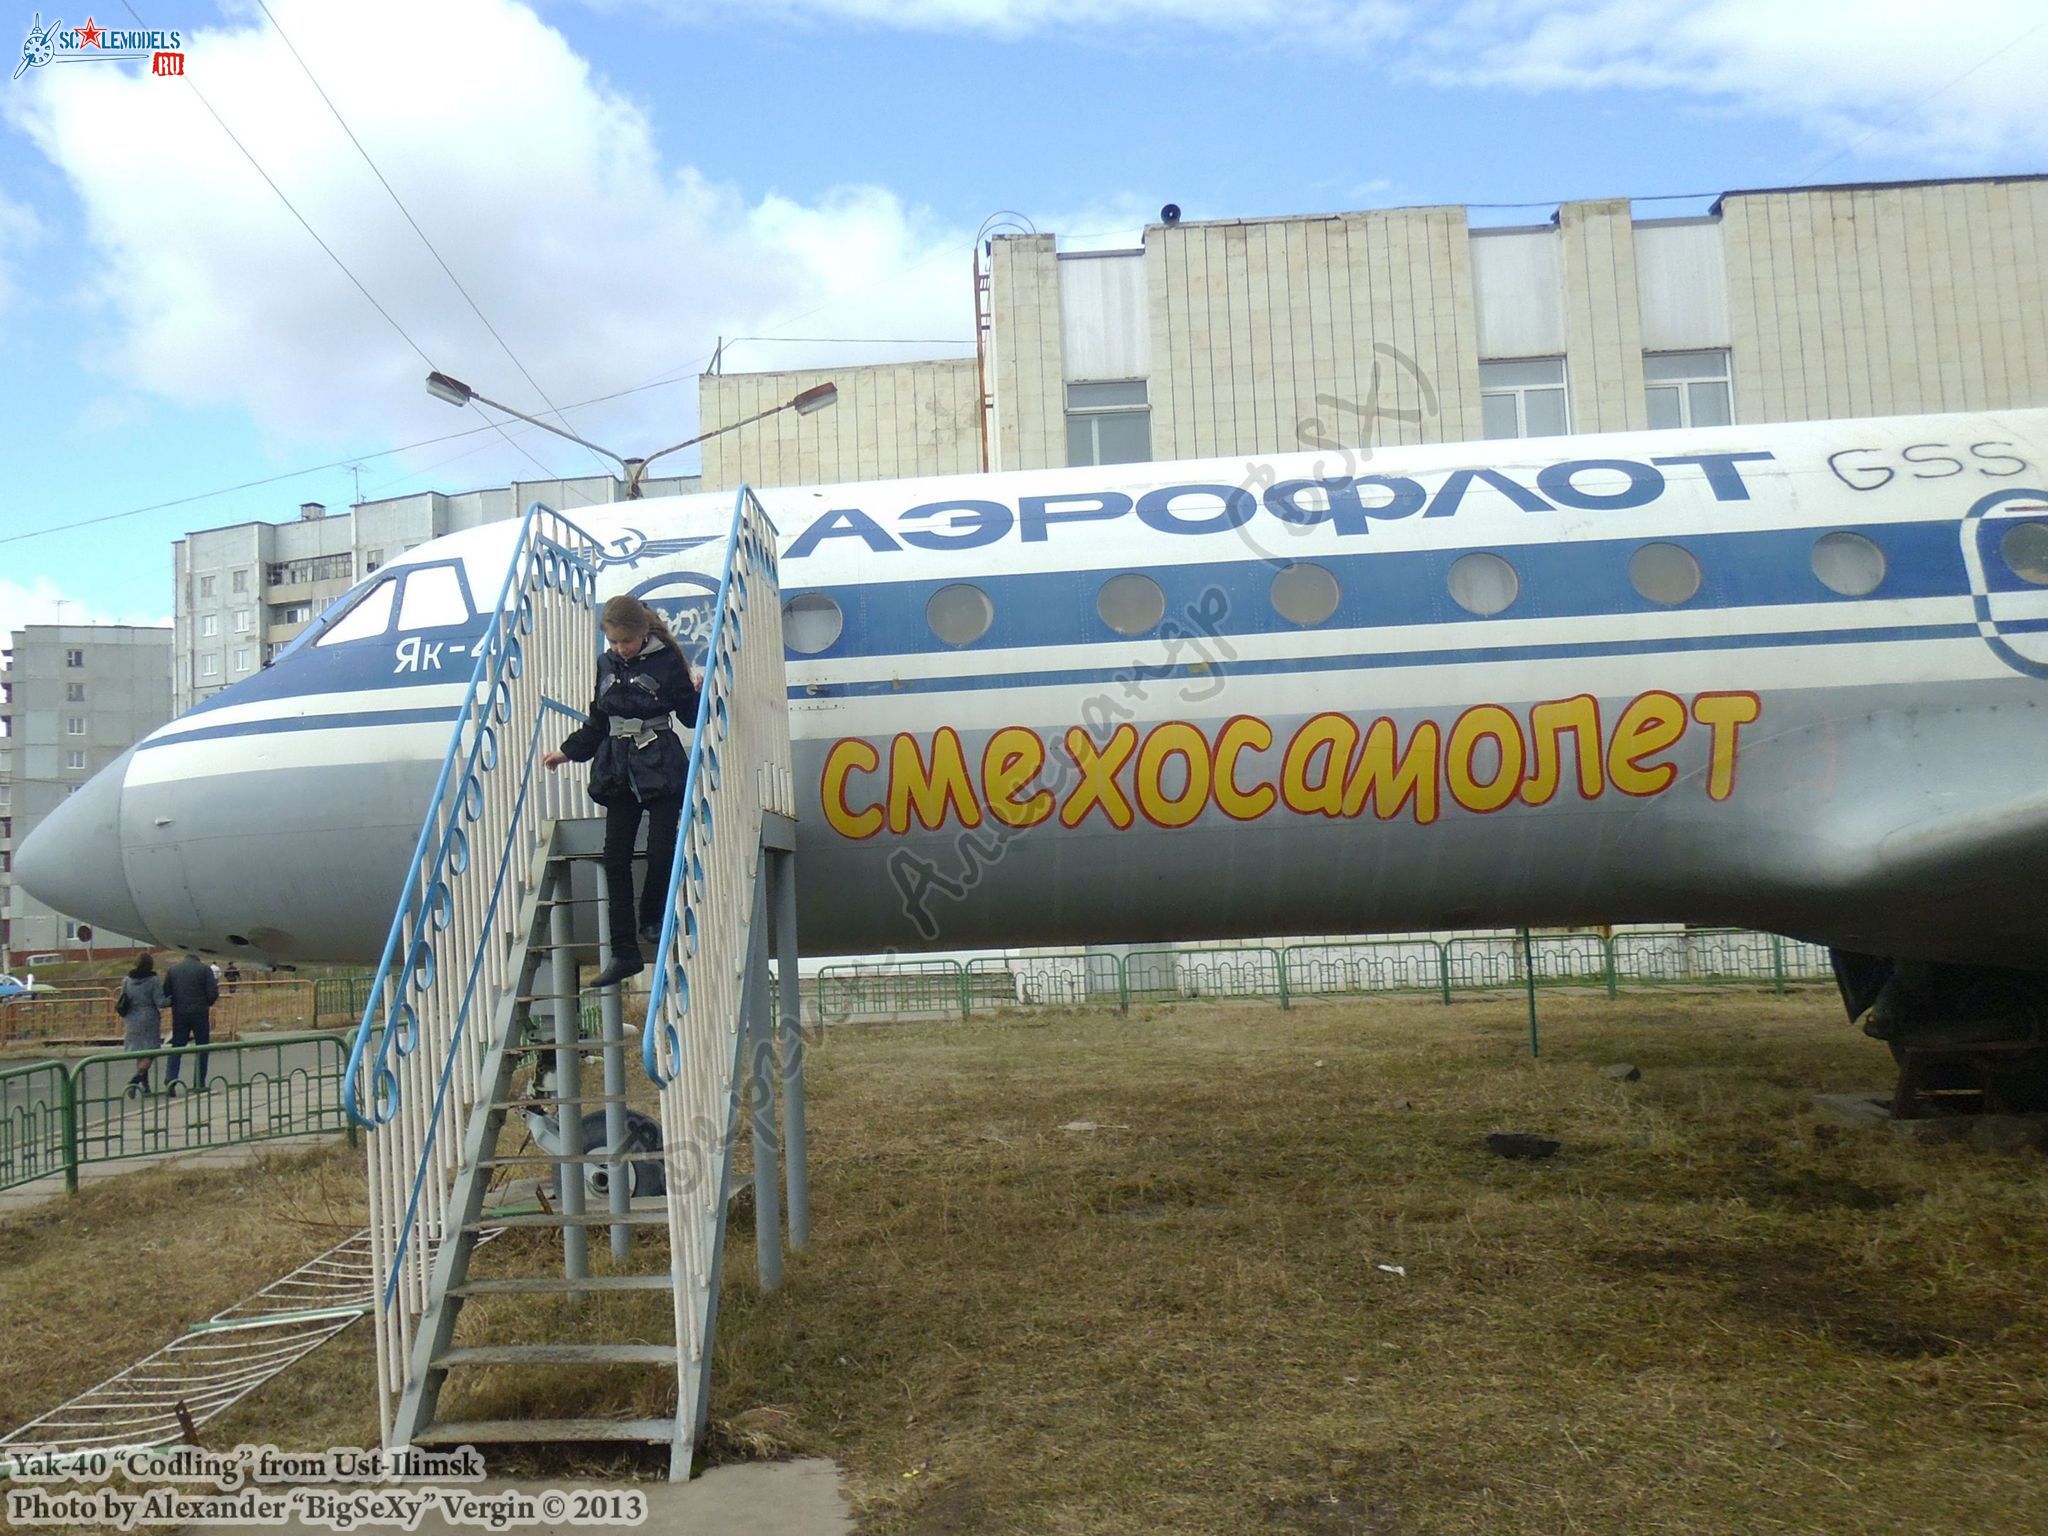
[772,846,810,1251]
[551,893,587,1288]
[598,907,631,1262]
[747,864,784,1294]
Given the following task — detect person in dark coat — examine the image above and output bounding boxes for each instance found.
[161,949,219,1093]
[542,594,700,989]
[116,953,169,1097]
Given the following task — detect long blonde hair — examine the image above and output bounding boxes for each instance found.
[601,594,680,656]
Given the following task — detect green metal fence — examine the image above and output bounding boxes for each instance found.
[816,960,971,1021]
[0,1033,354,1196]
[968,951,1126,1011]
[314,974,376,1022]
[1609,929,1829,990]
[1,1060,76,1194]
[1126,946,1287,1005]
[1283,940,1451,1003]
[798,929,1833,1023]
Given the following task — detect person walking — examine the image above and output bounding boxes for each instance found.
[541,595,699,989]
[115,953,169,1097]
[162,949,219,1094]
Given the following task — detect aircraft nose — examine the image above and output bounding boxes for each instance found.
[13,747,151,940]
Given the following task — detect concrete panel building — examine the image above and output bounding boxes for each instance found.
[173,471,697,713]
[0,624,172,963]
[695,173,2048,491]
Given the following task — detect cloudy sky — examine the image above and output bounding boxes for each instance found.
[1,0,2043,644]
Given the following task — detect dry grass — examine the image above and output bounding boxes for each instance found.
[6,989,2048,1535]
[0,1142,372,1442]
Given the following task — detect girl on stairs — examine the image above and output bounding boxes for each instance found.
[542,595,701,989]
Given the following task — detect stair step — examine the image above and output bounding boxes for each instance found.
[452,1274,673,1296]
[467,1209,669,1230]
[411,1418,674,1446]
[435,1343,674,1368]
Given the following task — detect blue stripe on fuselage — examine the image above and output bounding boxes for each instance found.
[777,519,1973,661]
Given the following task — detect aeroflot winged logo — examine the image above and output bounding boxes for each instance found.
[13,12,185,79]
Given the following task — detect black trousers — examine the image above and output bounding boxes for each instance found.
[165,1012,211,1086]
[602,796,681,958]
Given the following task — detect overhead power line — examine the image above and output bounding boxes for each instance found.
[250,0,609,480]
[116,0,566,492]
[1795,18,2048,180]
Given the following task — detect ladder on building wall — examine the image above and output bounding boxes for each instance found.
[342,490,804,1479]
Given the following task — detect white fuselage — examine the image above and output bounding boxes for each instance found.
[19,408,2048,969]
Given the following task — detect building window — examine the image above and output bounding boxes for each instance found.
[200,614,219,638]
[65,717,85,736]
[64,750,85,771]
[1480,359,1569,439]
[277,603,312,625]
[234,610,254,634]
[268,553,354,587]
[1066,381,1152,467]
[65,649,84,668]
[1645,350,1733,429]
[200,655,221,679]
[233,648,252,672]
[362,548,385,575]
[64,683,84,703]
[199,574,215,599]
[232,568,248,593]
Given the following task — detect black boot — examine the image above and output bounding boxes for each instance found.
[638,923,662,949]
[589,951,644,990]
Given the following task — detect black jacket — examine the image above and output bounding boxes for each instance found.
[163,954,219,1019]
[559,636,700,807]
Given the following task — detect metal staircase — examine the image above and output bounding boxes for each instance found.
[342,489,804,1479]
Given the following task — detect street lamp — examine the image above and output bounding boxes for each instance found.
[424,372,838,499]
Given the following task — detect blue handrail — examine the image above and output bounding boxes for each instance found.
[343,502,601,1129]
[642,486,775,1086]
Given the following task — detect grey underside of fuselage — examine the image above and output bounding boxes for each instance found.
[133,681,2046,971]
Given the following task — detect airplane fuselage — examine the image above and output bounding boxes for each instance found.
[20,408,2048,971]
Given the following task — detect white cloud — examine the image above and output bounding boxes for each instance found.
[0,576,169,652]
[2,0,975,483]
[604,0,1406,45]
[616,0,2048,166]
[1426,0,2048,167]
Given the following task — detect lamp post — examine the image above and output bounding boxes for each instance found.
[424,372,838,499]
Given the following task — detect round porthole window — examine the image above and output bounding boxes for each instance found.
[1811,531,1886,597]
[1096,573,1166,636]
[2000,521,2048,586]
[782,593,843,655]
[1628,542,1702,607]
[1270,562,1340,626]
[926,584,994,646]
[1446,552,1519,617]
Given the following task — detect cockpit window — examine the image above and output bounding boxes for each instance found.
[398,565,469,630]
[317,577,398,646]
